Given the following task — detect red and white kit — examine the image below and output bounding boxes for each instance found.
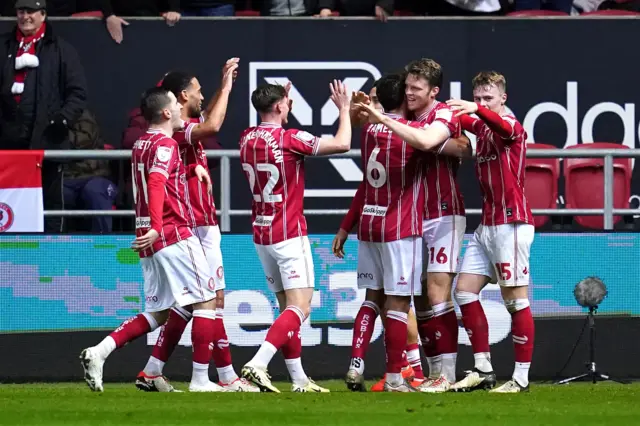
[131,130,214,311]
[340,114,425,297]
[174,117,225,291]
[459,108,535,286]
[417,101,466,275]
[239,123,320,293]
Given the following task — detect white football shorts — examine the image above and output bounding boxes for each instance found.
[357,236,422,297]
[460,223,535,287]
[421,215,466,277]
[255,236,315,293]
[141,236,216,312]
[193,225,226,291]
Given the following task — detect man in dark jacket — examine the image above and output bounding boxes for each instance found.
[0,0,88,232]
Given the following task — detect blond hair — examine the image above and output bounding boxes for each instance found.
[472,71,506,93]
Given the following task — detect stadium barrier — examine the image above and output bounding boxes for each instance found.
[42,148,640,230]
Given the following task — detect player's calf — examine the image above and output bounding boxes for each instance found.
[346,290,382,391]
[503,294,534,389]
[80,311,164,392]
[384,295,411,388]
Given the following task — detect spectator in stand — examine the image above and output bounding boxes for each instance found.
[98,0,182,44]
[64,109,118,234]
[316,0,393,20]
[259,0,319,16]
[427,0,502,15]
[0,0,87,232]
[514,0,572,13]
[182,0,235,16]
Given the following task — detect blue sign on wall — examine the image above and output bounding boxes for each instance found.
[0,233,637,339]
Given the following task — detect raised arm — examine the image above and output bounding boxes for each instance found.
[189,58,239,141]
[315,80,353,155]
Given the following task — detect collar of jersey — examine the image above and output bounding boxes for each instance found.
[259,122,282,128]
[383,112,403,119]
[417,100,440,122]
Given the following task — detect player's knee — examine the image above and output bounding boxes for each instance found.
[454,289,480,307]
[146,310,169,328]
[503,296,530,314]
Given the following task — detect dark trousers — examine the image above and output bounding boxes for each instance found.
[514,0,573,12]
[41,161,65,233]
[182,4,235,16]
[63,176,118,233]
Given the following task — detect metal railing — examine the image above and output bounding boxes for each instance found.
[42,148,640,231]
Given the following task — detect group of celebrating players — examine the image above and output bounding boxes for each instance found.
[79,55,535,394]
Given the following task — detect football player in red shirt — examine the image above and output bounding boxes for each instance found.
[446,71,534,393]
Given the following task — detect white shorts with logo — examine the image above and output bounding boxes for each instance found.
[194,225,225,291]
[357,236,423,297]
[460,223,535,287]
[421,215,466,277]
[141,236,216,312]
[255,236,315,293]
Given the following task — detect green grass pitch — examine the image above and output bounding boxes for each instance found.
[1,381,639,425]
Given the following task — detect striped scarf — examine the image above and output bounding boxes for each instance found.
[12,23,46,103]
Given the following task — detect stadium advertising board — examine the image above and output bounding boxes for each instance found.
[1,234,638,381]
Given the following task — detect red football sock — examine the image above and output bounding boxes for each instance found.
[511,306,534,363]
[459,301,490,354]
[351,301,379,359]
[437,309,459,355]
[405,343,424,379]
[282,327,302,360]
[211,313,232,368]
[265,306,304,351]
[191,310,216,365]
[151,307,190,362]
[385,311,409,374]
[416,312,437,359]
[109,313,153,348]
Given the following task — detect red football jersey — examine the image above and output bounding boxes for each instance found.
[173,116,218,228]
[469,114,534,226]
[417,101,466,219]
[357,115,425,242]
[131,130,193,258]
[239,123,321,245]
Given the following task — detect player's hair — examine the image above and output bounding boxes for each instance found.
[140,87,172,124]
[161,71,196,99]
[251,84,287,114]
[405,58,443,89]
[472,71,507,93]
[374,73,405,112]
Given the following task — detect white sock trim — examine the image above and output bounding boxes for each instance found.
[215,308,224,319]
[172,306,192,321]
[455,291,479,306]
[361,300,380,315]
[386,310,408,323]
[193,309,217,320]
[142,312,159,331]
[432,302,455,317]
[416,310,433,321]
[504,299,530,314]
[284,306,305,324]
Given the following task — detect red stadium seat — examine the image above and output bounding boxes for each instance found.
[235,10,260,16]
[71,11,104,18]
[507,10,569,16]
[394,10,416,16]
[581,9,640,15]
[563,143,631,229]
[525,143,560,228]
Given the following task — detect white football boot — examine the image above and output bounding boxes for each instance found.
[219,377,261,392]
[490,379,529,393]
[80,348,105,392]
[241,363,280,393]
[292,379,330,393]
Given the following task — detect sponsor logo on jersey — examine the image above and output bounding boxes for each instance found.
[362,204,388,217]
[135,217,151,229]
[253,215,274,226]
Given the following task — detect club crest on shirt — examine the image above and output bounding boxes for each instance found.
[0,202,15,232]
[155,146,172,163]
